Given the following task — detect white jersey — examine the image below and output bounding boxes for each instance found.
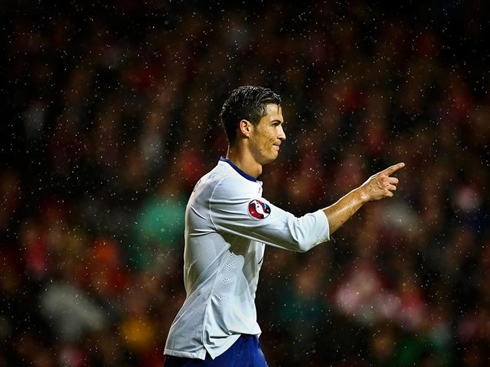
[164,157,330,360]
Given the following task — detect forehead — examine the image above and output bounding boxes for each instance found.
[261,104,283,122]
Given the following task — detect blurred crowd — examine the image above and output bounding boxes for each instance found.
[1,0,489,366]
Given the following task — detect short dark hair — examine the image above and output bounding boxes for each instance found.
[220,86,281,145]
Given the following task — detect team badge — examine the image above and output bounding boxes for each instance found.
[248,199,271,219]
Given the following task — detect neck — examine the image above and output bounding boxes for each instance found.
[226,145,262,178]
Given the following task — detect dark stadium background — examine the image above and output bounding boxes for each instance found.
[1,0,488,366]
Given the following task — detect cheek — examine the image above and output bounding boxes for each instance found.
[267,129,276,142]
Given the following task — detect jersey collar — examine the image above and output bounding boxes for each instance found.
[219,156,259,182]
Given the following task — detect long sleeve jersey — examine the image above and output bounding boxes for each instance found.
[164,157,330,360]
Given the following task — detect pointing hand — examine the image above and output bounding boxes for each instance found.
[359,162,405,202]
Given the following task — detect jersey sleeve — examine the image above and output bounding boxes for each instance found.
[209,178,330,252]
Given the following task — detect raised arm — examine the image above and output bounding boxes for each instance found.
[323,162,405,235]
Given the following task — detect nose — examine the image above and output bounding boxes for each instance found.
[278,125,286,141]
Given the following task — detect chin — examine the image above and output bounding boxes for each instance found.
[257,150,279,165]
[264,154,279,165]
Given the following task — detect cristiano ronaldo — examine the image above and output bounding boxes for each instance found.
[164,86,404,366]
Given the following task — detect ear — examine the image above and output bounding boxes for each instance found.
[238,119,253,138]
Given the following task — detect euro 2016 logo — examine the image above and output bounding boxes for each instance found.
[248,199,271,219]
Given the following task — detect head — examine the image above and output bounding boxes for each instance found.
[221,86,286,164]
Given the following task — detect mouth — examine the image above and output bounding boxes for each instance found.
[273,144,280,151]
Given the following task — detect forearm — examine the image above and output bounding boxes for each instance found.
[322,162,404,235]
[322,187,368,235]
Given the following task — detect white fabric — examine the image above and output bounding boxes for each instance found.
[164,159,330,360]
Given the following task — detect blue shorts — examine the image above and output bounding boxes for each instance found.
[164,335,268,367]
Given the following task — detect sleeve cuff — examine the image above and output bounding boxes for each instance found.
[313,209,330,243]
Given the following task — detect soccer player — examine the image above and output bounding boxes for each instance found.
[164,86,404,366]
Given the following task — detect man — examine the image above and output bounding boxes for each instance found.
[164,86,404,366]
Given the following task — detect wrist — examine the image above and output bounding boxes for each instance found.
[355,186,370,204]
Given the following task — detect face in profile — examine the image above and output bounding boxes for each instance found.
[248,104,286,165]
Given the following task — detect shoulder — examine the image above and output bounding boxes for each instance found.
[192,162,261,202]
[210,176,261,205]
[215,175,257,195]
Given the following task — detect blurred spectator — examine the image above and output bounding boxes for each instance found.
[40,281,108,342]
[129,172,186,270]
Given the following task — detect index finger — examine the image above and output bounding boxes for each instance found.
[383,162,405,176]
